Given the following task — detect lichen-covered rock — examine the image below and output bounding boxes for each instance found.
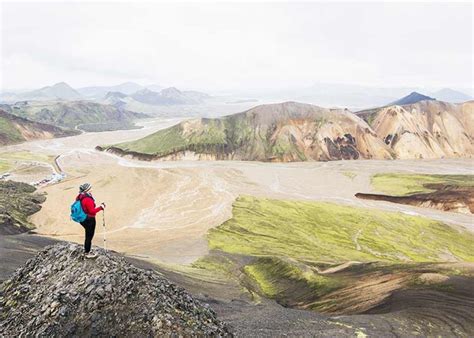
[0,181,45,235]
[0,243,232,336]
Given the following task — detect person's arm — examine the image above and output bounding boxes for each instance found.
[82,197,103,215]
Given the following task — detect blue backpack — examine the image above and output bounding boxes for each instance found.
[71,198,87,223]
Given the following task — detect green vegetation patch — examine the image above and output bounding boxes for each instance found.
[0,181,45,234]
[0,151,55,165]
[114,119,229,156]
[371,173,474,196]
[244,257,343,300]
[0,116,24,145]
[208,196,474,263]
[0,160,12,173]
[114,124,187,155]
[342,171,357,180]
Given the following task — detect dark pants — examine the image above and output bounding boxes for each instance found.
[80,217,96,253]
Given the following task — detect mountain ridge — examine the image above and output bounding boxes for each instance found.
[102,100,473,161]
[101,101,393,161]
[389,92,435,105]
[3,101,149,131]
[0,109,79,146]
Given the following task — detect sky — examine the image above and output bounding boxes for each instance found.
[0,1,472,93]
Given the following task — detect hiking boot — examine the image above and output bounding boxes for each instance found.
[84,251,98,259]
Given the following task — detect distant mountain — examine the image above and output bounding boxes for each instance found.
[2,82,82,102]
[0,109,78,146]
[130,89,167,105]
[130,87,210,105]
[5,101,149,132]
[101,101,393,162]
[430,88,472,103]
[361,100,473,159]
[145,84,163,92]
[78,82,144,99]
[103,91,129,109]
[389,92,435,106]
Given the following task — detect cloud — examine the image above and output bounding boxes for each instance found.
[1,2,472,92]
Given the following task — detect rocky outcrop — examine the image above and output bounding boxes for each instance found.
[356,184,474,214]
[0,181,45,235]
[0,243,231,336]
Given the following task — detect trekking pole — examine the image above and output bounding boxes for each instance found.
[102,210,107,250]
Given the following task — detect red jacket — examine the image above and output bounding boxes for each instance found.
[76,193,103,218]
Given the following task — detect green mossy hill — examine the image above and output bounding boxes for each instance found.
[0,181,45,235]
[0,109,78,146]
[0,114,24,145]
[108,102,392,161]
[243,257,343,303]
[6,101,148,130]
[371,173,474,196]
[208,196,474,264]
[188,196,474,314]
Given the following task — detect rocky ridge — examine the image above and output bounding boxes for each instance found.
[0,181,45,235]
[0,243,231,336]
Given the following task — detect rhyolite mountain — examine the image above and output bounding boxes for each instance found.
[360,100,473,159]
[101,101,394,161]
[4,101,149,131]
[389,92,435,106]
[0,109,78,146]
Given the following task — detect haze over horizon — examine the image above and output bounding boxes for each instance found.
[1,2,472,95]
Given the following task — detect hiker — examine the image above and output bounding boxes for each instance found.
[76,183,106,258]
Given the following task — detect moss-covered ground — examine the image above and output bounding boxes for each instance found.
[208,196,474,263]
[0,151,56,176]
[371,173,474,196]
[183,196,474,312]
[0,151,54,164]
[0,116,24,145]
[114,124,187,155]
[0,161,12,173]
[112,118,244,157]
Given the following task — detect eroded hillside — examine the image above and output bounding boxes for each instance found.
[361,100,473,159]
[0,109,78,146]
[102,102,394,162]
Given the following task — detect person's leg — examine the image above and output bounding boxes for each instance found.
[84,218,96,253]
[80,221,88,252]
[89,218,96,248]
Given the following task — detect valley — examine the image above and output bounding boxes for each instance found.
[2,3,473,335]
[2,115,472,262]
[1,104,473,336]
